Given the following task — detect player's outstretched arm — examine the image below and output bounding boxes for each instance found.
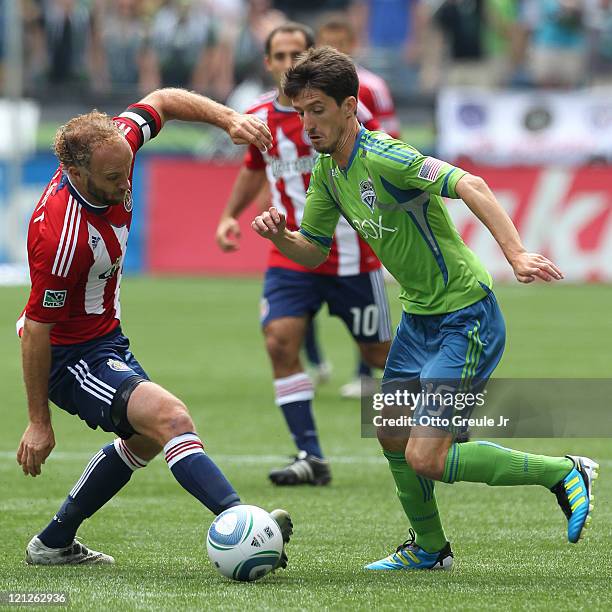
[138,88,272,152]
[455,173,564,284]
[18,318,56,477]
[216,167,268,252]
[252,207,328,268]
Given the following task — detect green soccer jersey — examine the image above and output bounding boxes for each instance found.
[300,128,492,315]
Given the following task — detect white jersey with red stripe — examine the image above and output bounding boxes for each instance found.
[357,65,400,139]
[16,104,162,345]
[244,92,381,276]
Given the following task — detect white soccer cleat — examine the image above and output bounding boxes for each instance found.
[340,375,378,399]
[25,536,115,565]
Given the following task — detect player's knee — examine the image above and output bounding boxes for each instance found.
[405,447,440,479]
[376,430,407,454]
[155,400,195,443]
[265,332,297,367]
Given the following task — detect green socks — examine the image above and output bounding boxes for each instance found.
[384,450,447,552]
[442,441,573,489]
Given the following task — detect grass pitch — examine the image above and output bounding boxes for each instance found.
[1,278,611,611]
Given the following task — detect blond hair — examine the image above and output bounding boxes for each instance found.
[53,110,124,169]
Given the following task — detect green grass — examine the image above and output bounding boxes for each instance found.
[1,279,611,611]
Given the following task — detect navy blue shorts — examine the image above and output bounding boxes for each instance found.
[49,327,149,438]
[382,292,506,433]
[261,267,392,343]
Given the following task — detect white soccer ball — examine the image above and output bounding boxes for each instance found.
[206,505,284,582]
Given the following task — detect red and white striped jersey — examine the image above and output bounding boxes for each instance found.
[17,104,162,345]
[245,92,381,276]
[357,65,400,139]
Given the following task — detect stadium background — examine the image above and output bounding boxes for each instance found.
[1,1,611,610]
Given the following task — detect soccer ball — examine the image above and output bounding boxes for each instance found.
[206,505,284,582]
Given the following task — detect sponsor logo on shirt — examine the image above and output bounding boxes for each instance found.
[352,216,398,240]
[264,153,316,179]
[99,256,122,280]
[43,289,67,308]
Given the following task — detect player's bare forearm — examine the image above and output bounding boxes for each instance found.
[455,173,525,261]
[223,167,267,220]
[138,88,271,151]
[455,173,563,283]
[252,207,328,268]
[21,318,53,424]
[19,318,56,476]
[217,168,268,251]
[273,230,327,268]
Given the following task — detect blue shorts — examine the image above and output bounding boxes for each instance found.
[382,292,506,432]
[261,267,392,343]
[49,327,149,438]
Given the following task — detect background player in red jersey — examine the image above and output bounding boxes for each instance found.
[215,23,392,487]
[312,15,402,398]
[316,16,400,139]
[16,88,293,566]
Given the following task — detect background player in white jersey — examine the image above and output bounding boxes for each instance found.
[16,88,293,565]
[215,23,392,487]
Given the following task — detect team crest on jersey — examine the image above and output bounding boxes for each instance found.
[42,289,67,308]
[107,359,132,372]
[123,189,133,212]
[302,131,312,146]
[359,178,377,212]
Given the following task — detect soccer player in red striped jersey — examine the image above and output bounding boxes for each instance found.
[215,23,392,487]
[16,88,293,566]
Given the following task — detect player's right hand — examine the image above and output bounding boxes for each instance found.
[251,207,286,240]
[216,217,241,252]
[17,420,55,477]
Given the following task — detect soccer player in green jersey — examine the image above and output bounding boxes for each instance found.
[251,46,599,569]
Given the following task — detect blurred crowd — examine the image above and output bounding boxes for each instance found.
[1,0,612,104]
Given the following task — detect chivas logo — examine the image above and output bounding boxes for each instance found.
[359,178,377,212]
[123,189,133,212]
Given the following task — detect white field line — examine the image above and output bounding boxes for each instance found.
[1,451,610,467]
[0,451,385,465]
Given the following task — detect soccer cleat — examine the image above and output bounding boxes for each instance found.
[270,508,293,570]
[340,375,378,399]
[364,529,453,570]
[25,536,114,565]
[309,361,332,387]
[268,451,331,486]
[551,455,599,543]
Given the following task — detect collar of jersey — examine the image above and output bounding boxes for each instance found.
[272,97,295,113]
[65,173,110,215]
[337,126,365,176]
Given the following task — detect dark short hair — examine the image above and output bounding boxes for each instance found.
[282,46,358,107]
[316,15,355,42]
[264,22,315,56]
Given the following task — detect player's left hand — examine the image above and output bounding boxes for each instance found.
[511,252,564,283]
[226,113,272,153]
[17,421,55,477]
